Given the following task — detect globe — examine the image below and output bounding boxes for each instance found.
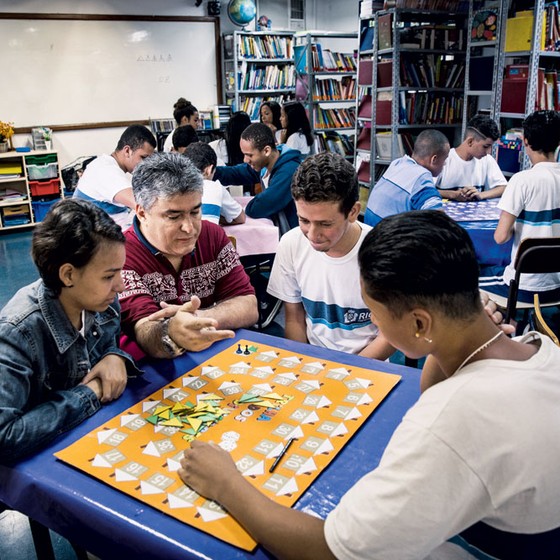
[227,0,257,27]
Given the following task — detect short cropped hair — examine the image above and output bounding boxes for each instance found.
[173,97,198,125]
[32,199,125,296]
[183,141,218,172]
[172,125,199,151]
[132,151,203,211]
[291,152,358,217]
[523,110,560,154]
[412,129,450,159]
[466,115,500,141]
[358,211,481,320]
[116,125,156,151]
[241,123,277,152]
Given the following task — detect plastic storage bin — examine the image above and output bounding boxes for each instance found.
[32,199,57,222]
[26,162,59,181]
[1,204,31,226]
[29,178,61,197]
[25,153,58,166]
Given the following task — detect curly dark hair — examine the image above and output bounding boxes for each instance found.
[291,152,358,216]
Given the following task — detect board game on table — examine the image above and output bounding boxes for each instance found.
[56,338,401,551]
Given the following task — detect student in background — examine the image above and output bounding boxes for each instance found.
[437,115,506,201]
[267,152,394,359]
[171,125,199,154]
[179,210,560,560]
[209,111,252,166]
[119,152,257,360]
[487,110,560,304]
[73,125,156,229]
[213,123,303,233]
[276,101,314,155]
[364,129,449,226]
[183,141,245,225]
[163,98,200,152]
[0,199,138,464]
[259,100,282,135]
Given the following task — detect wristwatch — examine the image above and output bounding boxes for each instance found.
[161,318,185,357]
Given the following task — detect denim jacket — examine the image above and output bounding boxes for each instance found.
[0,279,138,464]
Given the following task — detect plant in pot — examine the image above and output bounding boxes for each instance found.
[0,121,14,153]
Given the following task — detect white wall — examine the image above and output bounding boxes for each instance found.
[2,0,359,167]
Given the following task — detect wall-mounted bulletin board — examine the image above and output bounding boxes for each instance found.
[0,13,222,131]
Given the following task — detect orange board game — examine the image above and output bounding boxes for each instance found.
[56,339,401,551]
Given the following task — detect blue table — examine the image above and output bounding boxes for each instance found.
[442,199,513,278]
[0,330,420,560]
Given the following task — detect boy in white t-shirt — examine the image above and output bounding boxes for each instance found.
[267,152,393,359]
[73,125,156,229]
[437,115,506,201]
[183,142,245,225]
[486,110,560,303]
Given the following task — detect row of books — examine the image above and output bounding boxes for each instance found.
[544,1,560,52]
[399,25,465,51]
[240,65,296,91]
[238,35,294,60]
[539,69,560,111]
[314,131,355,157]
[382,0,468,10]
[360,0,384,17]
[356,125,415,156]
[295,44,357,73]
[313,107,356,129]
[400,56,465,89]
[312,76,356,101]
[399,91,463,125]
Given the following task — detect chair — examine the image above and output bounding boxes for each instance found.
[533,293,560,345]
[482,237,560,331]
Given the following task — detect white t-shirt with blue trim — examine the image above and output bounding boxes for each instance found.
[267,222,378,354]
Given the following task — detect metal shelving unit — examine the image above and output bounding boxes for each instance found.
[223,30,296,121]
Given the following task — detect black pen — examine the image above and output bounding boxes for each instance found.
[269,437,296,473]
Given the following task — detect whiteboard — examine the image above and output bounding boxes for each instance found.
[0,16,220,128]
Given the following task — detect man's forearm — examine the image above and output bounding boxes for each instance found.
[198,295,258,330]
[134,319,171,359]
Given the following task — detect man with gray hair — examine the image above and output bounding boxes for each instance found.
[119,152,258,360]
[364,129,450,226]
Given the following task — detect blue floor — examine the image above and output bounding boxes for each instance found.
[0,230,78,559]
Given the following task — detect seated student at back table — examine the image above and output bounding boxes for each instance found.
[163,97,200,152]
[437,115,507,201]
[183,141,245,225]
[486,110,560,304]
[267,152,394,359]
[179,210,560,560]
[364,129,449,226]
[119,152,258,360]
[275,101,314,156]
[170,124,199,154]
[73,124,156,229]
[209,111,252,166]
[260,100,282,136]
[0,199,138,464]
[213,123,303,233]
